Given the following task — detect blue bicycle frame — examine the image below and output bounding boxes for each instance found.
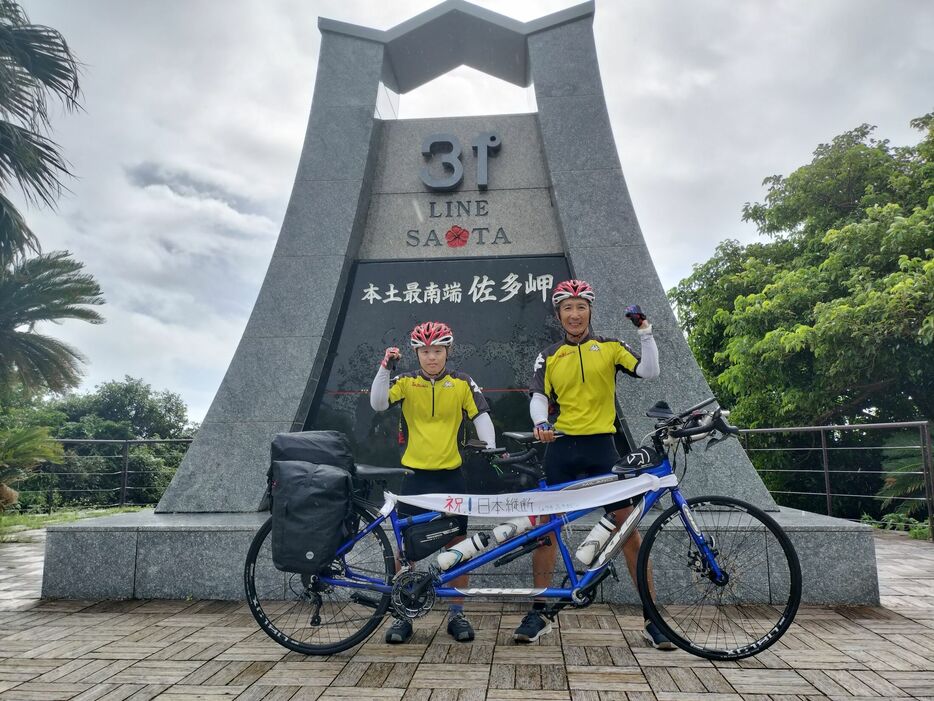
[322,454,725,599]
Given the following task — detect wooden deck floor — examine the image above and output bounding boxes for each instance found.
[1,528,933,701]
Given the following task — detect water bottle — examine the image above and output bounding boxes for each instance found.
[492,516,540,544]
[437,532,490,571]
[575,515,616,566]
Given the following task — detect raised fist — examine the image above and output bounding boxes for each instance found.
[625,304,648,328]
[381,347,401,369]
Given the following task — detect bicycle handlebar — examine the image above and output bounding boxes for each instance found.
[492,447,538,466]
[670,420,714,439]
[669,413,739,438]
[715,415,741,435]
[677,397,718,419]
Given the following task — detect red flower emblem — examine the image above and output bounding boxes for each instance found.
[445,225,469,248]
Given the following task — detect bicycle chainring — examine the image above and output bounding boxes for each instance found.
[390,570,436,619]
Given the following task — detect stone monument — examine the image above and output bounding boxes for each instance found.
[43,0,877,604]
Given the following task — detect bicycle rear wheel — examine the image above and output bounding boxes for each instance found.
[637,495,801,660]
[244,504,394,655]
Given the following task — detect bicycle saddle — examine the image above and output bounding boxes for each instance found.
[645,400,675,418]
[355,464,414,481]
[503,431,536,444]
[611,447,662,473]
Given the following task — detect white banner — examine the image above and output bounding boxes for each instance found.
[385,473,679,518]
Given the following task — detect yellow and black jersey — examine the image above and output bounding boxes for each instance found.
[530,334,640,435]
[388,369,490,470]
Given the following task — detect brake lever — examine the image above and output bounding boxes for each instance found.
[704,416,740,450]
[704,432,728,451]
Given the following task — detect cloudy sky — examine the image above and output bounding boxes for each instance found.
[17,0,934,422]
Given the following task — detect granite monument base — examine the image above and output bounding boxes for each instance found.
[43,509,878,605]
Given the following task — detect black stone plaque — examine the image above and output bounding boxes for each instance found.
[306,255,570,491]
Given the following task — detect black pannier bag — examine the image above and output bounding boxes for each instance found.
[262,430,357,511]
[270,459,353,574]
[270,430,355,474]
[402,516,462,561]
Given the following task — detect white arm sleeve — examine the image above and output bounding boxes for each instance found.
[530,392,550,426]
[636,324,660,379]
[370,366,391,411]
[472,412,496,449]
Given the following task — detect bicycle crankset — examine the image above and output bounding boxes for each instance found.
[569,563,619,606]
[390,570,436,619]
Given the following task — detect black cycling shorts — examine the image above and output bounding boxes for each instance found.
[543,433,636,512]
[398,467,468,535]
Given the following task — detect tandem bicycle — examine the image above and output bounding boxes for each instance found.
[245,397,801,660]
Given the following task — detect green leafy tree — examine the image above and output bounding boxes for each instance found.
[11,377,195,510]
[671,115,934,518]
[715,199,933,427]
[45,376,190,439]
[671,116,933,428]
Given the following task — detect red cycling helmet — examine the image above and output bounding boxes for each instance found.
[551,279,595,307]
[410,321,454,348]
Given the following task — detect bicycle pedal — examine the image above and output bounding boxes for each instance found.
[541,607,561,621]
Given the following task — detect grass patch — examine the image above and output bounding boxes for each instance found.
[0,506,144,540]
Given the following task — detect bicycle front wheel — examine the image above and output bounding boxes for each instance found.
[244,504,394,655]
[637,496,801,660]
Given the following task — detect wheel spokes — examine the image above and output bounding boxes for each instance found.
[245,510,394,654]
[644,498,799,658]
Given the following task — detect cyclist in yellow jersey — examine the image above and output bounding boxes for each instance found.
[370,321,496,644]
[513,280,673,650]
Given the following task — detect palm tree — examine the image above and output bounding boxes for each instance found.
[0,0,79,263]
[0,2,104,396]
[877,431,929,518]
[0,425,63,509]
[0,251,103,392]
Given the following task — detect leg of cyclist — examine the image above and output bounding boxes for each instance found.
[386,507,414,644]
[385,532,474,644]
[513,528,557,642]
[531,534,558,591]
[515,437,580,643]
[610,505,673,649]
[437,468,475,642]
[589,433,672,650]
[442,531,475,642]
[516,435,673,648]
[389,468,476,644]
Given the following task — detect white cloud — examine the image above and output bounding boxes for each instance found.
[14,0,933,420]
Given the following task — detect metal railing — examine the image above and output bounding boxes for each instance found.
[15,438,192,511]
[740,421,934,542]
[8,424,934,544]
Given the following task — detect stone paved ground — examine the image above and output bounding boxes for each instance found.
[1,528,933,701]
